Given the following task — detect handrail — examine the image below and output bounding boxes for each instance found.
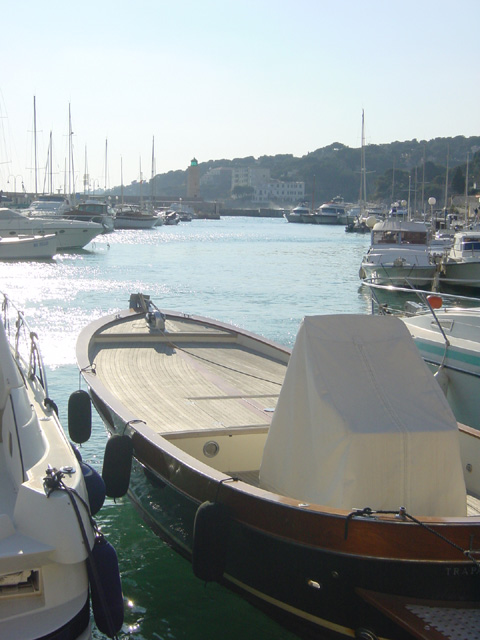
[362,279,480,350]
[1,292,49,397]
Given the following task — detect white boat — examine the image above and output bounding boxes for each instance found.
[0,234,57,259]
[0,293,123,639]
[0,207,103,250]
[114,204,158,230]
[360,219,437,286]
[366,282,480,432]
[403,302,480,430]
[313,200,346,224]
[62,201,115,233]
[76,293,480,640]
[284,202,315,223]
[441,231,480,288]
[169,202,196,221]
[26,195,72,217]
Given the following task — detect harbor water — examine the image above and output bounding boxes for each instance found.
[0,217,371,639]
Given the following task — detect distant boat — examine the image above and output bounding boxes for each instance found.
[360,219,437,287]
[0,233,57,259]
[62,200,116,233]
[26,195,72,216]
[441,231,480,289]
[77,293,480,640]
[284,202,315,223]
[312,199,346,225]
[0,207,103,249]
[114,204,158,230]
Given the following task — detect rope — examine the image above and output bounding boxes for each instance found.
[345,506,480,569]
[164,336,283,387]
[43,467,120,640]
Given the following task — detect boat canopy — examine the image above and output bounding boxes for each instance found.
[371,220,429,246]
[260,314,466,516]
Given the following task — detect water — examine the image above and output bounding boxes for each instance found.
[0,217,371,639]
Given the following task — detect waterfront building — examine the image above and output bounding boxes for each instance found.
[254,179,305,204]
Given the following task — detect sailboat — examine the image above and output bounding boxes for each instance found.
[345,110,375,233]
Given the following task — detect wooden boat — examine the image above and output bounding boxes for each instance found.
[77,293,480,640]
[114,204,158,230]
[0,293,123,639]
[0,233,57,259]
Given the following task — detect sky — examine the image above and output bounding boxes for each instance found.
[1,0,479,195]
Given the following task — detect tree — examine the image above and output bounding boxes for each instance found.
[451,166,465,195]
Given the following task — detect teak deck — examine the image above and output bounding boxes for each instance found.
[89,312,480,516]
[90,315,286,436]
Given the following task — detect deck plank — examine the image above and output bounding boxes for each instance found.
[92,335,286,435]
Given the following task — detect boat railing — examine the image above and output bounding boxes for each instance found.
[1,292,49,397]
[362,278,480,345]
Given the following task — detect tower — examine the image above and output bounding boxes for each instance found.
[187,158,199,199]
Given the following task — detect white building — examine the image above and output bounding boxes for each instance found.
[231,167,271,190]
[254,180,305,204]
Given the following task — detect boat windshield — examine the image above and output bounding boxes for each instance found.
[461,239,480,251]
[373,230,427,245]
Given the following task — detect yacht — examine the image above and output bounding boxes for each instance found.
[62,201,116,233]
[284,202,315,223]
[441,231,480,289]
[0,207,103,250]
[360,219,437,287]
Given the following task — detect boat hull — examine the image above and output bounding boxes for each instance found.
[89,389,480,639]
[114,217,158,230]
[0,234,57,259]
[360,263,436,287]
[78,307,480,640]
[442,261,480,289]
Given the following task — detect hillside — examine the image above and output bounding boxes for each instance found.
[114,136,480,207]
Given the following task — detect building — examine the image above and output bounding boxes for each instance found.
[187,158,200,199]
[254,180,305,204]
[231,167,271,190]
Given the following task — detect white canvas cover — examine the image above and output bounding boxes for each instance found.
[259,315,467,516]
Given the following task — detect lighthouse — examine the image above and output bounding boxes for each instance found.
[187,157,199,199]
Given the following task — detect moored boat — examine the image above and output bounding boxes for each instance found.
[360,219,437,287]
[440,231,480,289]
[0,207,103,250]
[0,233,57,259]
[77,293,480,640]
[365,281,480,432]
[313,199,346,225]
[62,201,115,233]
[114,204,158,230]
[0,293,123,639]
[284,202,315,223]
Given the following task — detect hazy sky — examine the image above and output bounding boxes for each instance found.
[1,0,478,194]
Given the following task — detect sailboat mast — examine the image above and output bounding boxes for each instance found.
[33,96,38,195]
[465,153,469,224]
[360,109,366,206]
[68,104,74,198]
[444,145,449,215]
[104,138,108,192]
[49,131,53,194]
[151,136,155,204]
[121,156,124,206]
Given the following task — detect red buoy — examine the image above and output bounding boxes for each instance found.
[427,295,443,309]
